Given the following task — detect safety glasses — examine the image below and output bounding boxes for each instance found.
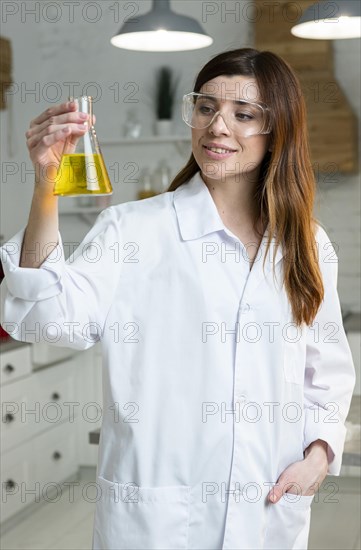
[182,92,271,137]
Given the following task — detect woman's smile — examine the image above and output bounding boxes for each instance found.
[202,144,237,159]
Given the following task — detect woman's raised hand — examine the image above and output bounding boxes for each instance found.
[25,100,96,188]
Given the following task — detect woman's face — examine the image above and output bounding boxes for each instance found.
[191,75,271,183]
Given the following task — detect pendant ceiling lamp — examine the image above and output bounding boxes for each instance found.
[110,0,213,52]
[291,0,361,40]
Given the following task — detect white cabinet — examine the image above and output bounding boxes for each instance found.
[1,357,78,453]
[1,421,78,523]
[32,420,78,489]
[0,346,32,385]
[1,444,30,522]
[0,350,81,523]
[1,341,103,524]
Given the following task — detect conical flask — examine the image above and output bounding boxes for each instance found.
[54,96,113,197]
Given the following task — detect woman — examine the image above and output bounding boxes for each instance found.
[0,48,356,550]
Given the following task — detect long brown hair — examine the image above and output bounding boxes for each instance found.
[167,48,324,327]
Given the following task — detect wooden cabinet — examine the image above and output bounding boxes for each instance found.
[254,0,358,173]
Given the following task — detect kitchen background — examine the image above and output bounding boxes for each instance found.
[0,0,360,549]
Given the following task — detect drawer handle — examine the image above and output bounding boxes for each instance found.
[51,392,60,401]
[3,413,14,423]
[5,479,17,491]
[52,451,62,461]
[3,364,15,374]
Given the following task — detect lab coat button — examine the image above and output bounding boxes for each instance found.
[238,394,247,403]
[240,303,251,313]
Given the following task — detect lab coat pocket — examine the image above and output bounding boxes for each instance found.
[92,475,191,550]
[264,493,314,550]
[283,342,306,385]
[278,492,315,509]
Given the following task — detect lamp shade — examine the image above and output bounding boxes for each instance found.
[110,0,213,52]
[291,0,361,39]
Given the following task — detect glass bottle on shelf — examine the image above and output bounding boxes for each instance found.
[123,109,142,139]
[137,168,158,200]
[155,159,172,193]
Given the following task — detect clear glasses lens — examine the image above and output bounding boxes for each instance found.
[182,93,271,137]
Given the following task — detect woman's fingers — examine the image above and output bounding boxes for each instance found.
[26,100,97,167]
[27,124,86,156]
[28,101,96,132]
[25,111,88,139]
[29,100,77,128]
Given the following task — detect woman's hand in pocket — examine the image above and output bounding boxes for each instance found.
[268,441,329,503]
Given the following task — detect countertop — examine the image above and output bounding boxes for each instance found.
[0,339,31,353]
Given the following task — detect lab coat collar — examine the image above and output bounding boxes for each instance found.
[173,170,283,270]
[173,170,225,241]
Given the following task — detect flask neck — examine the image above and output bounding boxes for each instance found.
[69,96,94,126]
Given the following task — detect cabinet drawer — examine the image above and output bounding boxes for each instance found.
[1,373,36,452]
[1,421,78,524]
[1,358,77,453]
[0,346,32,386]
[32,420,78,488]
[0,446,30,522]
[32,358,77,422]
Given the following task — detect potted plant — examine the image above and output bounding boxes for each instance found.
[154,66,180,136]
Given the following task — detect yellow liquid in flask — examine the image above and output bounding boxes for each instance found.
[54,153,113,196]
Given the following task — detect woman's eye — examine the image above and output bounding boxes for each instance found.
[198,105,214,114]
[236,112,254,121]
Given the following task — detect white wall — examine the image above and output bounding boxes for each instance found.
[0,0,250,240]
[0,0,359,310]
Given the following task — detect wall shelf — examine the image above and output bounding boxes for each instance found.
[255,0,358,173]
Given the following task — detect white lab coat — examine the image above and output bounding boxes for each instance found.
[0,171,356,549]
